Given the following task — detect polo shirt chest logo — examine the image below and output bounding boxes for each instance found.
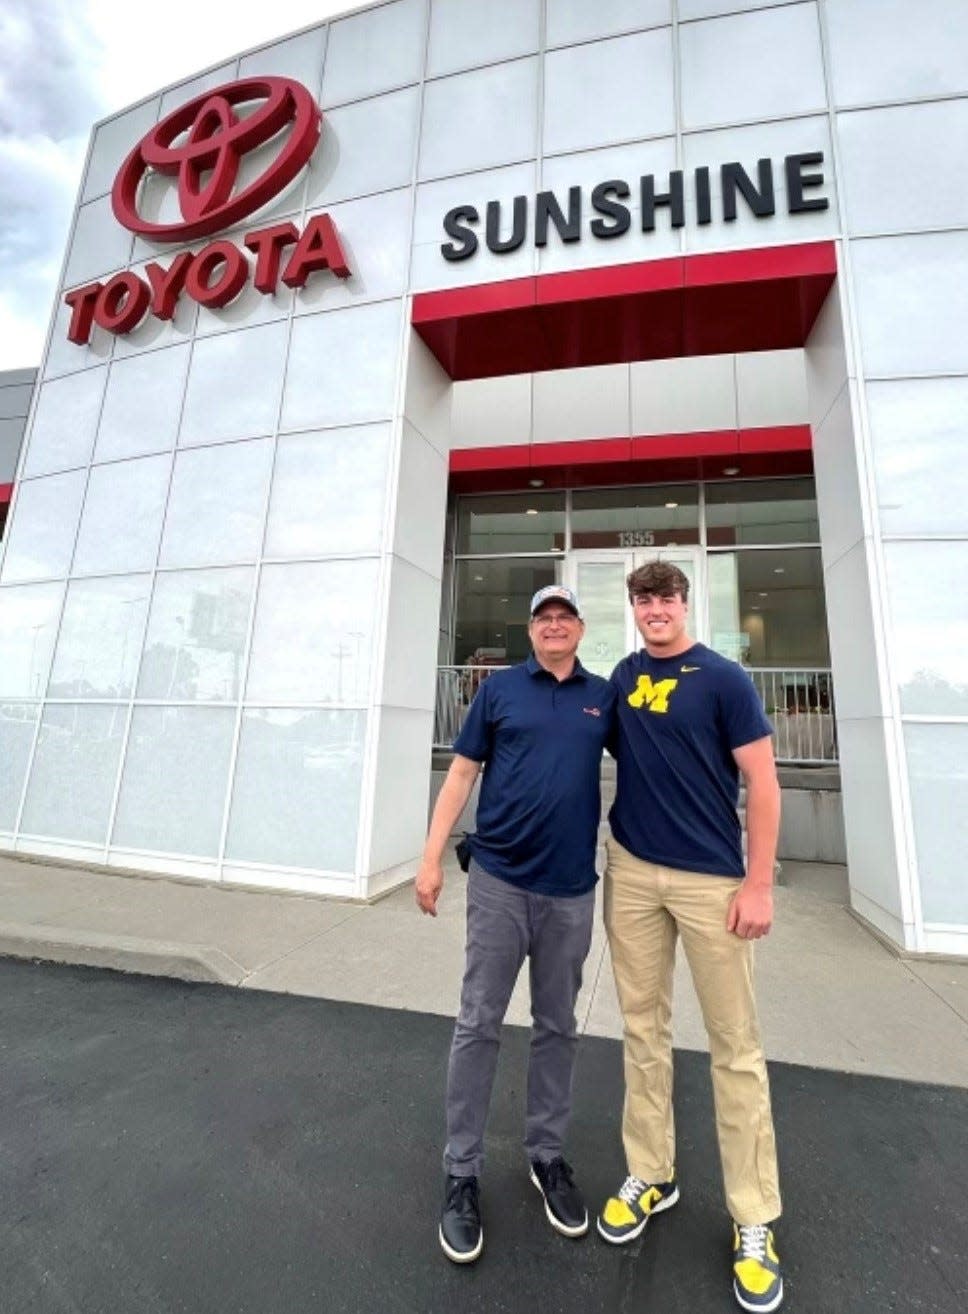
[628,675,678,715]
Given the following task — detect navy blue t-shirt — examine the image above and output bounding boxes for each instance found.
[608,642,772,878]
[454,656,615,896]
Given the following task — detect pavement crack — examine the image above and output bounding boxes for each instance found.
[236,907,367,986]
[899,960,968,1031]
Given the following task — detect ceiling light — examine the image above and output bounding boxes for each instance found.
[500,597,509,603]
[723,466,740,476]
[473,575,484,582]
[528,478,545,488]
[526,508,539,515]
[773,567,785,574]
[664,501,678,509]
[759,592,768,597]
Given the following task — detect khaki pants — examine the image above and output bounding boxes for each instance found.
[604,837,781,1225]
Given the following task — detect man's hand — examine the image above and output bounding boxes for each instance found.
[726,879,774,939]
[415,857,444,917]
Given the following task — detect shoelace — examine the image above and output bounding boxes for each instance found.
[737,1223,770,1262]
[545,1157,575,1190]
[618,1174,648,1205]
[448,1177,479,1212]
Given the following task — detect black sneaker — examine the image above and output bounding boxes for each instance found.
[529,1157,589,1237]
[439,1174,483,1263]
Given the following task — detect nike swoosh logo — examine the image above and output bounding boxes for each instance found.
[680,665,701,672]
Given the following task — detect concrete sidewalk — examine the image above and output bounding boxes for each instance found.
[2,847,966,1088]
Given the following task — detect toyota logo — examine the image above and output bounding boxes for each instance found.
[112,76,321,241]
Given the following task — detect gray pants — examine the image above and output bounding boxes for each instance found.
[444,860,595,1178]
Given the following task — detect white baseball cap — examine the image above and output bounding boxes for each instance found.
[529,585,582,619]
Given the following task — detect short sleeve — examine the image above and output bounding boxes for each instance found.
[453,679,493,762]
[718,665,773,750]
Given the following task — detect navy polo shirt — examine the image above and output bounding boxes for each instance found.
[454,656,615,896]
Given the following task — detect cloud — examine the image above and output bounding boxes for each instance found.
[0,133,87,311]
[0,1,110,366]
[0,0,107,139]
[0,0,355,370]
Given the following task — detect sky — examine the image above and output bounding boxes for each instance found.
[0,0,358,371]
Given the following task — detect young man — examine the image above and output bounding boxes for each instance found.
[598,561,784,1314]
[415,585,614,1265]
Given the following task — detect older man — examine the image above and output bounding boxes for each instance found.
[416,585,614,1264]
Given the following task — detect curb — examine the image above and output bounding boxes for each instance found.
[0,922,245,986]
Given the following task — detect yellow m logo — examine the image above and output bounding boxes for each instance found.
[628,675,678,714]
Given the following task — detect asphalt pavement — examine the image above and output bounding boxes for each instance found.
[2,844,967,1313]
[2,956,966,1314]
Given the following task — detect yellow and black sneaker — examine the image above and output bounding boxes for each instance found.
[732,1222,783,1312]
[596,1171,679,1244]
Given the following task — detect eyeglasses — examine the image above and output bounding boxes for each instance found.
[532,611,579,626]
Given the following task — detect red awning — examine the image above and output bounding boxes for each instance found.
[412,241,836,381]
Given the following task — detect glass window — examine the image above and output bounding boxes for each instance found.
[112,706,235,856]
[456,492,566,554]
[24,367,106,477]
[571,485,699,549]
[0,582,64,699]
[225,708,365,873]
[49,575,151,699]
[705,478,819,546]
[282,301,403,432]
[264,425,389,559]
[453,558,559,666]
[884,541,968,716]
[179,321,288,447]
[707,548,829,668]
[0,471,87,583]
[72,455,170,576]
[20,703,126,843]
[94,343,190,463]
[574,559,630,679]
[246,560,379,704]
[0,702,39,830]
[904,723,968,924]
[137,567,253,703]
[160,438,272,569]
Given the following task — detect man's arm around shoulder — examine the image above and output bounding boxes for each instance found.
[414,754,482,917]
[727,735,781,939]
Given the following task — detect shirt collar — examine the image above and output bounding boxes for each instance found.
[526,653,587,681]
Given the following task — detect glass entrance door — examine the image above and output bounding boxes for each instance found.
[567,549,704,679]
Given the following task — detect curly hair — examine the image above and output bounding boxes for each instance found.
[626,560,690,603]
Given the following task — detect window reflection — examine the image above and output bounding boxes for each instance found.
[20,703,126,843]
[706,478,819,546]
[0,471,86,583]
[226,708,365,873]
[50,576,151,699]
[708,548,829,667]
[112,706,235,856]
[0,702,38,830]
[0,582,64,699]
[137,568,253,702]
[572,485,699,549]
[456,491,565,554]
[453,558,559,665]
[246,560,377,704]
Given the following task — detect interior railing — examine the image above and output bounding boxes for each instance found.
[433,664,837,764]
